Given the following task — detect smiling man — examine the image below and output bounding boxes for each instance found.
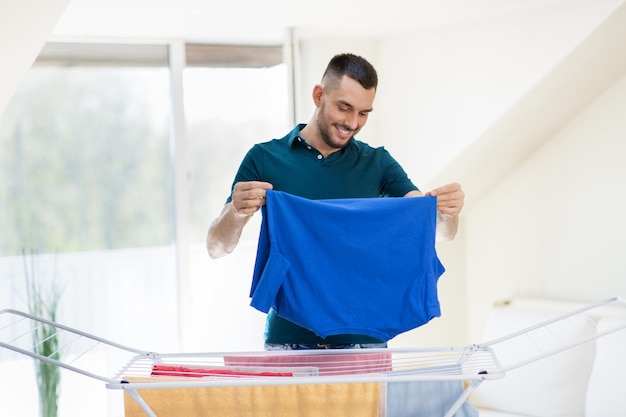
[303,60,376,155]
[206,53,465,350]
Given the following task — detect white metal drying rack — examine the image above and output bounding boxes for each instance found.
[1,296,625,417]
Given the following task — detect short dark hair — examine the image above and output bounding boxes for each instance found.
[322,53,378,90]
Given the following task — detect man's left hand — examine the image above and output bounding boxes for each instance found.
[425,183,465,216]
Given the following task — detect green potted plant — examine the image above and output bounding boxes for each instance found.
[23,250,63,417]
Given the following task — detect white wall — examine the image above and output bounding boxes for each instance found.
[376,0,624,187]
[465,73,626,340]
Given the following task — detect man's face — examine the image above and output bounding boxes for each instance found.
[316,75,375,151]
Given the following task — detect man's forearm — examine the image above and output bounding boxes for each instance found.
[206,203,251,258]
[436,212,458,242]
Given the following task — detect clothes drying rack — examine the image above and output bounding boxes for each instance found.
[1,296,625,417]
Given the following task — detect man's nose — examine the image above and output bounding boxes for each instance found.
[344,112,359,130]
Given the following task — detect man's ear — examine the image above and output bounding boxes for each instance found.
[312,84,324,106]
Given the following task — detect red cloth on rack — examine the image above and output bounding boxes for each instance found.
[151,365,293,378]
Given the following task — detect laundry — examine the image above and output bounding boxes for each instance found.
[151,364,295,378]
[124,378,382,417]
[250,190,444,341]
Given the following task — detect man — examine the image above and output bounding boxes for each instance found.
[207,53,465,350]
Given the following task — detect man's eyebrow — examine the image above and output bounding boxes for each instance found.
[337,99,373,113]
[337,99,353,108]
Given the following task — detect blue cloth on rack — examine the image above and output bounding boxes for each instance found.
[250,190,444,341]
[386,380,479,417]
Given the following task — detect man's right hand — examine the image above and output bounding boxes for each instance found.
[231,181,274,217]
[207,181,273,258]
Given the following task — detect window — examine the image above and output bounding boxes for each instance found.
[184,65,290,243]
[0,57,173,255]
[0,41,289,417]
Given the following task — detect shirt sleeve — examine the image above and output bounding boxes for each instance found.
[378,148,420,197]
[225,145,264,203]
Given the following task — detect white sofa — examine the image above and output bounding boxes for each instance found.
[469,297,626,417]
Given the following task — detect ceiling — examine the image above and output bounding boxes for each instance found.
[50,0,569,44]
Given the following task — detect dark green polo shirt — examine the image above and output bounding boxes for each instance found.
[228,124,419,344]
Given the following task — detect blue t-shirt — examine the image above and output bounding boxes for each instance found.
[250,191,444,341]
[229,124,421,344]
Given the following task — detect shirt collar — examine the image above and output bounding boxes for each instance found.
[287,124,307,147]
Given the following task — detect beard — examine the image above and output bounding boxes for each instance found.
[316,102,354,150]
[319,124,344,150]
